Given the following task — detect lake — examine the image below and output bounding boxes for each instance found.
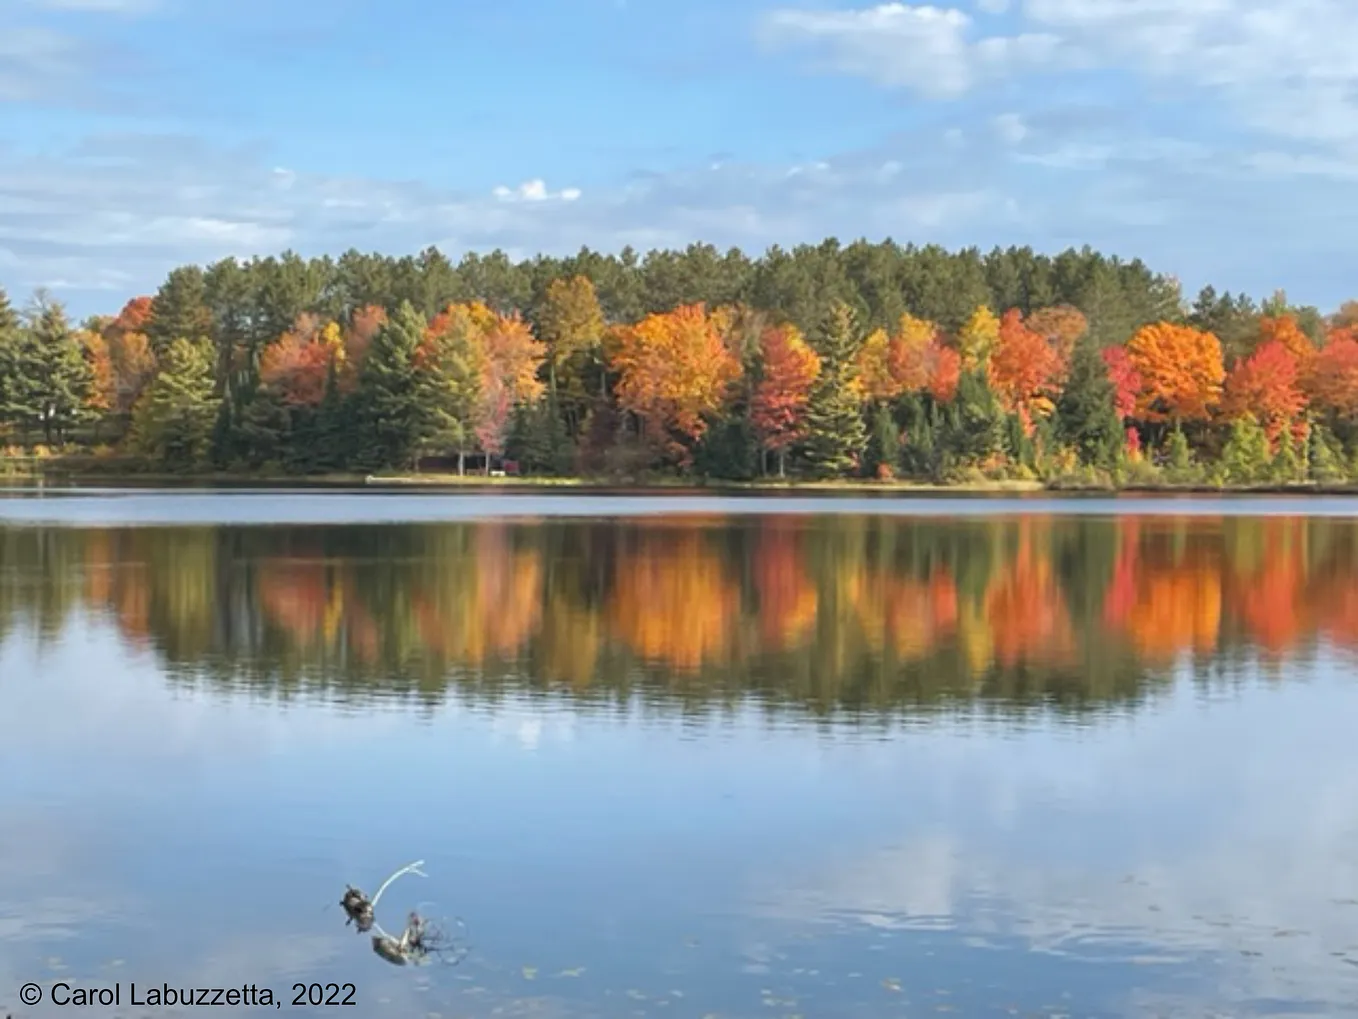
[3,489,1358,1018]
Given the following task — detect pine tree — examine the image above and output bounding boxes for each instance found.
[1219,416,1270,485]
[804,300,866,477]
[1308,424,1346,484]
[1055,335,1123,469]
[1271,427,1303,484]
[2,293,94,444]
[0,288,20,440]
[355,301,427,471]
[411,303,486,474]
[1165,427,1195,482]
[864,402,900,477]
[129,338,220,469]
[313,359,350,471]
[148,266,213,353]
[938,368,1005,468]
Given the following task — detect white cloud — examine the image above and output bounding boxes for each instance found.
[492,179,581,203]
[759,3,1063,97]
[764,0,1358,152]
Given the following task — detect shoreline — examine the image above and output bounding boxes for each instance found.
[2,463,1358,496]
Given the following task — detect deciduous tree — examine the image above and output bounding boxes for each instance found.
[610,303,741,466]
[1125,322,1224,424]
[751,325,820,476]
[990,309,1065,432]
[1221,339,1306,444]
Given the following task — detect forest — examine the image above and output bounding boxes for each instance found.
[0,238,1356,486]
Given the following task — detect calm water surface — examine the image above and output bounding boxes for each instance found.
[3,490,1358,1018]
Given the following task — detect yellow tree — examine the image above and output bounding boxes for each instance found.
[537,275,605,428]
[610,303,742,467]
[855,327,900,403]
[957,305,1000,372]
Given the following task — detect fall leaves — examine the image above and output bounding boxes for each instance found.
[12,260,1358,484]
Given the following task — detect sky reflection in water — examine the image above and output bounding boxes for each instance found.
[2,495,1358,1018]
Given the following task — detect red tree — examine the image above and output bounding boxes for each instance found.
[1222,339,1306,442]
[752,325,820,476]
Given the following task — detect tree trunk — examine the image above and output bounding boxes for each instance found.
[778,448,786,478]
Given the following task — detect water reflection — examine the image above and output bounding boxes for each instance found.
[1,514,1356,719]
[3,506,1358,1017]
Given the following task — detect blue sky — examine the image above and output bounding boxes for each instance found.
[2,0,1357,318]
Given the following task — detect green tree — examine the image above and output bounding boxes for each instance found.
[1271,428,1303,484]
[352,302,427,471]
[148,266,213,353]
[412,306,486,474]
[804,300,866,477]
[1218,416,1270,485]
[937,369,1005,470]
[0,293,94,444]
[130,338,221,468]
[1307,424,1346,484]
[863,402,900,477]
[1056,335,1123,469]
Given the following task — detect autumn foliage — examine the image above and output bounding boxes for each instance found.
[610,303,742,463]
[752,325,820,471]
[1125,322,1225,423]
[1222,339,1307,442]
[990,309,1067,431]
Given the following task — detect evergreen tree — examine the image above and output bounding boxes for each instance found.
[2,294,94,444]
[1308,424,1346,484]
[1271,427,1303,484]
[1055,335,1123,469]
[412,305,486,474]
[355,301,427,471]
[863,402,900,477]
[0,288,20,440]
[313,359,350,471]
[804,300,866,477]
[129,338,221,469]
[147,266,213,353]
[1164,427,1195,482]
[1218,416,1270,485]
[938,369,1005,469]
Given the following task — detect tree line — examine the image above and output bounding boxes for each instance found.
[0,239,1354,484]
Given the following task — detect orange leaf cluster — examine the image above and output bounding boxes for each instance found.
[259,315,345,406]
[989,309,1066,430]
[1257,314,1314,364]
[1303,332,1358,418]
[752,325,820,454]
[1125,322,1224,423]
[610,303,742,455]
[1222,339,1306,441]
[81,330,117,413]
[888,313,938,393]
[1025,305,1088,363]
